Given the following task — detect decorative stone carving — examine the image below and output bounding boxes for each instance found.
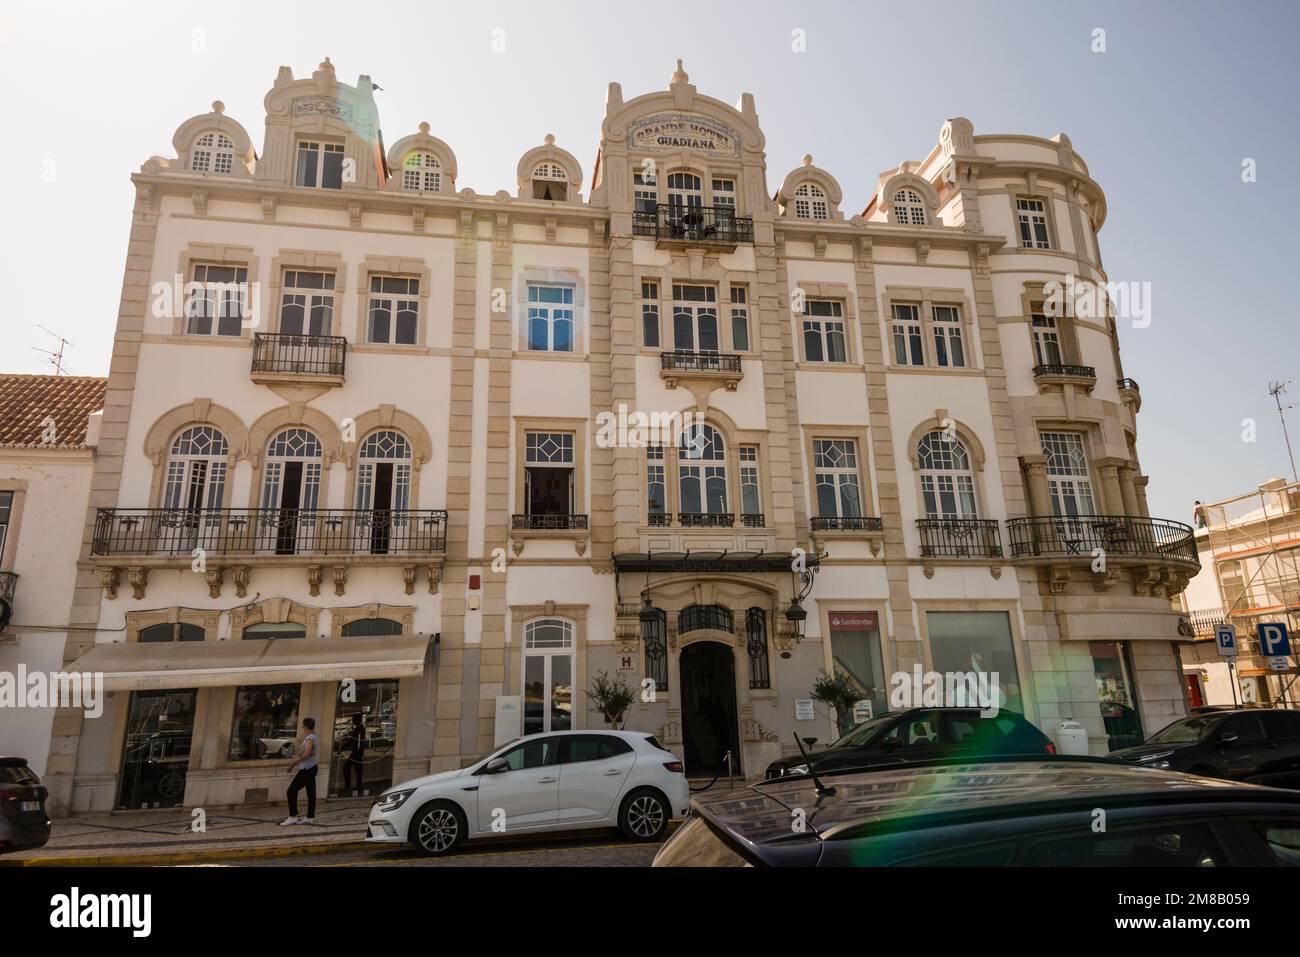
[232,566,251,598]
[661,719,683,745]
[402,566,416,596]
[332,565,348,597]
[922,564,936,580]
[128,567,149,600]
[101,567,121,600]
[742,717,779,743]
[1093,567,1122,592]
[989,565,1002,580]
[426,564,440,595]
[1050,566,1071,594]
[306,566,322,597]
[205,567,224,598]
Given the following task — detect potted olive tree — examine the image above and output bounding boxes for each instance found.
[588,671,636,728]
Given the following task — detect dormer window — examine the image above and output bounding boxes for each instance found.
[402,152,441,191]
[295,140,345,189]
[532,163,568,201]
[191,132,235,174]
[893,189,927,225]
[793,183,829,220]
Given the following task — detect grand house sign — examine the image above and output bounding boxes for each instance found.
[628,113,741,158]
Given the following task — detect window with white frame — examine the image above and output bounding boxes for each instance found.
[793,182,829,220]
[712,178,736,225]
[893,189,927,225]
[259,428,323,557]
[191,132,235,174]
[1031,313,1063,366]
[917,431,978,519]
[295,140,345,189]
[931,305,966,368]
[667,171,703,207]
[186,264,248,337]
[532,162,568,201]
[672,284,719,352]
[891,303,924,366]
[647,444,666,520]
[524,432,575,517]
[1040,432,1096,517]
[354,430,412,554]
[740,445,761,520]
[813,439,863,520]
[641,281,660,348]
[523,618,574,735]
[527,284,575,352]
[802,299,847,363]
[279,270,335,336]
[634,171,658,214]
[367,276,419,345]
[163,426,228,512]
[730,285,749,351]
[678,423,727,516]
[402,152,441,191]
[1016,197,1052,249]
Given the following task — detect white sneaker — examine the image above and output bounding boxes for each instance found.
[279,816,303,826]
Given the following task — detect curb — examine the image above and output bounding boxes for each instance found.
[4,838,372,868]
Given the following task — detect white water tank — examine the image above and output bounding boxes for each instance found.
[1056,719,1090,756]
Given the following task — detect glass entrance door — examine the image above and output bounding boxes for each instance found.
[330,678,400,797]
[1090,641,1144,751]
[116,689,197,809]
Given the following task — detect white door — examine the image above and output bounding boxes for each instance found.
[475,736,560,833]
[555,734,637,823]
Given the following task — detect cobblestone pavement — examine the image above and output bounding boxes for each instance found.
[235,832,664,867]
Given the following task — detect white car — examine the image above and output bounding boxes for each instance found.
[366,730,690,855]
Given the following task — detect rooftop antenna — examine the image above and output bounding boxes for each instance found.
[31,325,74,375]
[1268,380,1298,484]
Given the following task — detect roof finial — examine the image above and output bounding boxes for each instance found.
[544,133,556,146]
[418,121,430,134]
[212,100,225,115]
[319,56,334,73]
[802,154,813,167]
[671,58,689,86]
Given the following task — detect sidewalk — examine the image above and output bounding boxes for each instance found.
[2,797,374,867]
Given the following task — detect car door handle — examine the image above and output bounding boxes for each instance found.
[537,776,557,784]
[602,769,623,776]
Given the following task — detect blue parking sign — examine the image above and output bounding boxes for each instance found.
[1258,622,1291,657]
[1215,624,1237,657]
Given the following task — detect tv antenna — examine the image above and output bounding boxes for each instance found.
[31,325,74,375]
[1269,380,1298,484]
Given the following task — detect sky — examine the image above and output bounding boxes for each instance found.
[2,0,1297,524]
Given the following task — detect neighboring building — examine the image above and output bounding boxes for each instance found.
[0,374,105,775]
[42,57,1198,815]
[1179,478,1300,708]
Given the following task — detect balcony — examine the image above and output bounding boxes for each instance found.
[632,204,754,250]
[679,512,735,528]
[1007,515,1198,565]
[92,508,447,558]
[1032,362,1097,395]
[660,350,744,392]
[811,516,884,532]
[250,333,347,386]
[511,514,589,531]
[917,518,1003,558]
[1117,377,1142,411]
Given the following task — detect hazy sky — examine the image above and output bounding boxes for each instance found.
[2,0,1297,523]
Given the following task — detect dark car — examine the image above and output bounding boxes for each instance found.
[1111,708,1300,789]
[654,756,1300,866]
[0,757,51,853]
[764,708,1055,779]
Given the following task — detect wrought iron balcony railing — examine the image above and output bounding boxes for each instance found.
[740,513,765,528]
[92,508,447,557]
[679,512,735,528]
[1032,363,1096,380]
[811,516,884,532]
[251,332,347,377]
[1005,515,1198,565]
[917,518,1003,558]
[1117,377,1140,393]
[648,512,672,527]
[660,351,743,375]
[511,513,589,530]
[632,204,754,246]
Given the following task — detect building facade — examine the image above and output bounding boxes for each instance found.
[43,58,1199,815]
[1180,478,1300,708]
[0,375,105,776]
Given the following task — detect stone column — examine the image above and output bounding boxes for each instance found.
[1134,474,1152,518]
[1021,454,1052,518]
[1095,458,1126,516]
[1118,463,1141,516]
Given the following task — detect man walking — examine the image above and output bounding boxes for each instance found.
[281,717,319,825]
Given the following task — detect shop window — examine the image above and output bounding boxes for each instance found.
[330,678,400,797]
[340,617,404,637]
[828,612,888,728]
[117,690,197,809]
[925,611,1021,714]
[228,684,302,761]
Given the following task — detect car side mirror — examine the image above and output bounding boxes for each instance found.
[483,757,510,774]
[1218,732,1239,746]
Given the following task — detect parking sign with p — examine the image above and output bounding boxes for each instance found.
[1258,622,1291,658]
[1215,624,1237,657]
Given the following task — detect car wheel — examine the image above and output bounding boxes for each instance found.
[619,788,669,842]
[410,801,466,856]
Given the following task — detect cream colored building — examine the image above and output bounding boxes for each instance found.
[1180,478,1300,708]
[42,58,1199,815]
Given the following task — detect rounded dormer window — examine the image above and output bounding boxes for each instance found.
[191,132,235,174]
[532,162,568,201]
[893,188,928,225]
[402,151,441,192]
[793,183,829,220]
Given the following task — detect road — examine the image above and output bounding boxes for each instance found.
[236,831,666,867]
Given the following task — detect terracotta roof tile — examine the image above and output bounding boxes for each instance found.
[0,374,107,449]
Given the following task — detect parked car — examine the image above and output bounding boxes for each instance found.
[1111,708,1300,788]
[0,757,51,853]
[366,730,690,855]
[765,708,1055,779]
[654,755,1300,866]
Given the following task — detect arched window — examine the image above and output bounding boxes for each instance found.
[678,423,728,522]
[402,151,441,191]
[745,608,771,689]
[666,170,703,208]
[917,431,978,518]
[893,188,927,226]
[531,162,568,201]
[678,604,734,634]
[244,621,306,640]
[163,426,228,511]
[793,182,829,220]
[139,622,206,642]
[355,430,413,554]
[191,131,235,174]
[261,428,323,554]
[523,618,574,735]
[341,617,404,637]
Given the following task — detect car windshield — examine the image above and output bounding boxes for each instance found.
[828,715,895,749]
[1147,715,1224,745]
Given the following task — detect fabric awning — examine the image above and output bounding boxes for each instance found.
[67,635,431,692]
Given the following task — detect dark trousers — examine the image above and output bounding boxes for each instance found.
[287,766,317,818]
[342,755,365,793]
